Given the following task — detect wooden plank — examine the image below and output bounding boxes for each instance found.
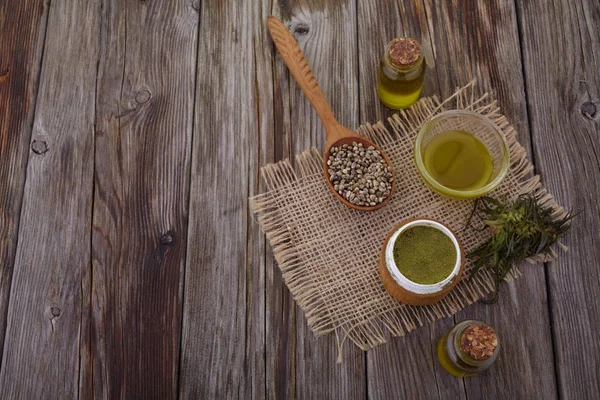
[270,1,367,398]
[357,1,465,398]
[360,0,558,397]
[0,0,50,360]
[266,28,297,400]
[89,0,198,398]
[244,0,273,398]
[0,0,100,397]
[424,1,558,398]
[516,0,600,397]
[178,0,272,397]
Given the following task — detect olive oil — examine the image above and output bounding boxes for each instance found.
[423,130,493,191]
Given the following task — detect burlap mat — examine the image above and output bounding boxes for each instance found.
[250,81,566,359]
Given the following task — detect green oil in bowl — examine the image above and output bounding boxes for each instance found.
[422,130,493,191]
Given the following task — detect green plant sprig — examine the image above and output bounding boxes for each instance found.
[465,194,573,304]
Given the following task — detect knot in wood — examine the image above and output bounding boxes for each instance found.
[160,233,174,245]
[135,89,152,104]
[31,140,48,155]
[51,307,61,317]
[293,23,310,37]
[581,102,597,120]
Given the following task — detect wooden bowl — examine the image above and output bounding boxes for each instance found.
[379,218,465,306]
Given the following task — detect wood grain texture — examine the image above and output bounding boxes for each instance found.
[178,0,272,397]
[244,0,273,398]
[267,19,297,399]
[89,0,197,398]
[0,0,49,360]
[272,1,367,399]
[517,0,600,397]
[0,0,100,397]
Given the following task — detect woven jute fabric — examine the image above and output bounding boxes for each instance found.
[250,81,566,359]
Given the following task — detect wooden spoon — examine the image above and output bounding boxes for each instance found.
[267,16,395,211]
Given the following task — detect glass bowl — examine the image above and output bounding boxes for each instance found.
[414,110,510,199]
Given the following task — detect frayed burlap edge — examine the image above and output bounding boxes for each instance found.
[250,80,568,360]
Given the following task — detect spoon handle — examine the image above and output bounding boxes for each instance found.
[267,16,343,140]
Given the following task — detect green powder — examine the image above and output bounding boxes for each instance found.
[393,225,456,284]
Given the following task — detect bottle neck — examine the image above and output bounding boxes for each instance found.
[384,52,424,73]
[383,39,423,73]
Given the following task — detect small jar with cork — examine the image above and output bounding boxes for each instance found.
[377,37,426,110]
[437,320,500,377]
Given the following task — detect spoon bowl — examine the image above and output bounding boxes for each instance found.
[268,16,395,211]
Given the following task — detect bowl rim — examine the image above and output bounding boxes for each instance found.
[414,109,510,199]
[384,219,462,294]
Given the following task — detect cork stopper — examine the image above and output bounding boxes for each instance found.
[460,324,498,361]
[388,38,421,67]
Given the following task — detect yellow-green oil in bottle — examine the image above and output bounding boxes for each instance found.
[423,130,493,191]
[377,38,426,110]
[437,330,475,377]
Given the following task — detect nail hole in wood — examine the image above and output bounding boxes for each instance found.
[135,89,152,104]
[31,140,48,155]
[581,102,597,120]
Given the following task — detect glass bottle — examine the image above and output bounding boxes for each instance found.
[437,320,500,377]
[377,37,426,110]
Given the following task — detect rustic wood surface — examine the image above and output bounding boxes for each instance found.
[178,0,266,397]
[0,0,49,361]
[0,0,598,398]
[517,0,600,397]
[0,0,99,397]
[91,0,197,398]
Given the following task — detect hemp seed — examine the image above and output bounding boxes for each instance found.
[327,142,393,207]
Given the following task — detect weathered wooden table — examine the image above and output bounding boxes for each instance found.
[1,0,598,398]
